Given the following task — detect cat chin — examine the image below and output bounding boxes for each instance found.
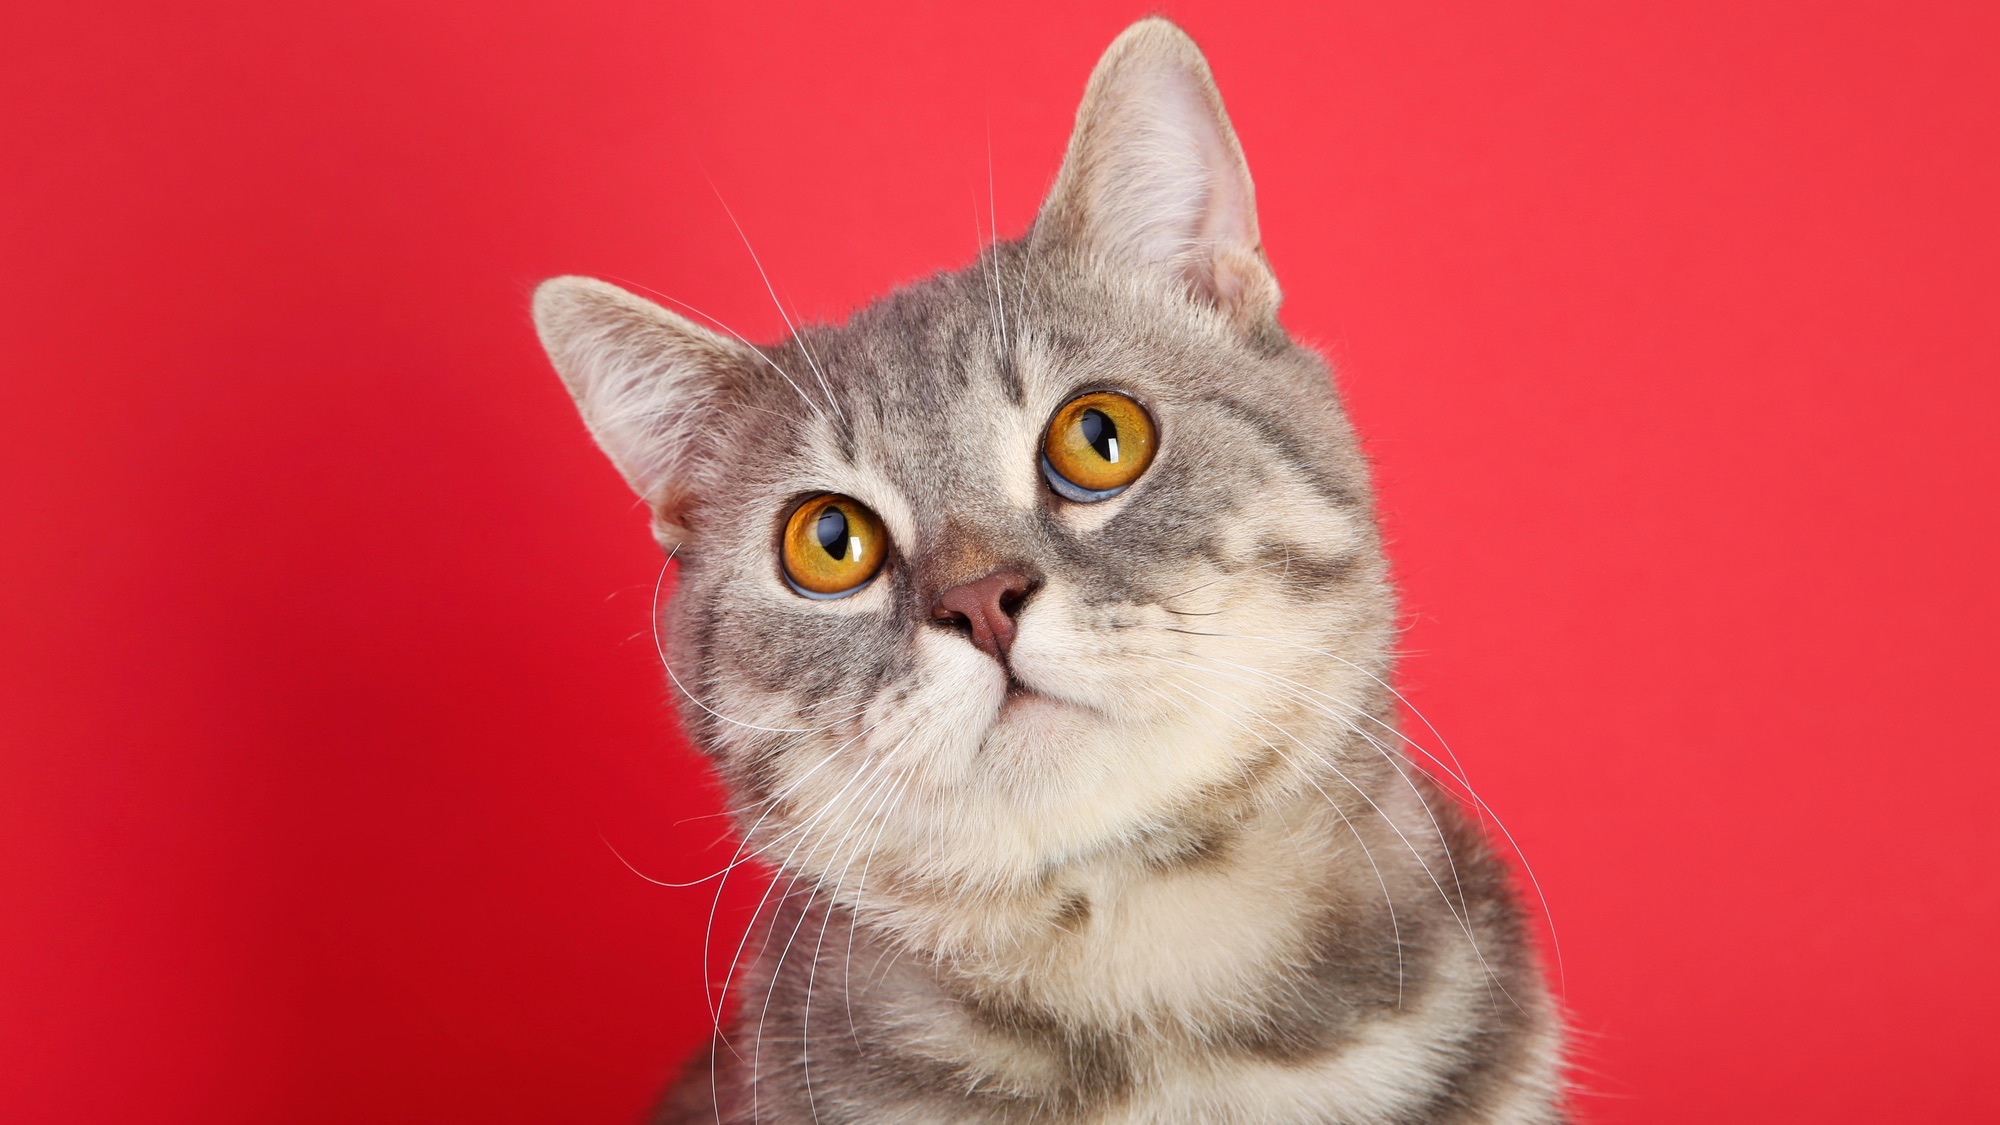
[993,684,1070,729]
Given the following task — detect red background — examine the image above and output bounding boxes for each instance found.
[4,2,1996,1121]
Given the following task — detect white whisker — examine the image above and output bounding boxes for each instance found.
[1130,665,1406,1004]
[703,180,845,423]
[1129,622,1564,993]
[1131,650,1520,1011]
[985,125,1009,361]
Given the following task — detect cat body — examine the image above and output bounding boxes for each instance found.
[534,20,1563,1124]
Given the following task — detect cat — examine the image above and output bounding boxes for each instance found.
[532,18,1564,1125]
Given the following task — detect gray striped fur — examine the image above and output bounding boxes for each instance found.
[534,18,1564,1124]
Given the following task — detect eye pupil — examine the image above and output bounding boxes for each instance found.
[1079,408,1118,462]
[814,507,850,559]
[1040,391,1156,503]
[783,494,885,598]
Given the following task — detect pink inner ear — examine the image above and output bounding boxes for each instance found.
[1184,100,1257,304]
[1188,98,1254,250]
[1119,61,1271,316]
[1207,253,1250,305]
[1039,23,1280,320]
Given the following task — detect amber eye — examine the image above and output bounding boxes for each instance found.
[781,494,888,598]
[1040,391,1158,502]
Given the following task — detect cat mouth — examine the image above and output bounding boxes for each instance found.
[999,671,1073,719]
[1000,668,1048,712]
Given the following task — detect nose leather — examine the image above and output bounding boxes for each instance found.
[931,568,1036,661]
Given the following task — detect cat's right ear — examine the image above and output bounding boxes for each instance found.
[532,276,750,547]
[1036,19,1280,328]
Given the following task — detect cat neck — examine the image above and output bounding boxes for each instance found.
[857,753,1429,1032]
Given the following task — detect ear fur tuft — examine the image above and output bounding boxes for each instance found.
[1037,18,1280,325]
[531,276,748,545]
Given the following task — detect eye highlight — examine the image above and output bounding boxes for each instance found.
[1041,391,1157,502]
[781,494,887,598]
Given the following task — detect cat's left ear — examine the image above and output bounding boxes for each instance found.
[532,275,753,548]
[1036,18,1279,326]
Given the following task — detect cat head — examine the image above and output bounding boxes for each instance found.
[534,20,1392,919]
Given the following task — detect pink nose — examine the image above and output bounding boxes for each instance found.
[931,569,1037,661]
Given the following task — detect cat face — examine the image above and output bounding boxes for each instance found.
[535,22,1392,908]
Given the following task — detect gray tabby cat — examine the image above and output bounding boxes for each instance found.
[532,18,1564,1125]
